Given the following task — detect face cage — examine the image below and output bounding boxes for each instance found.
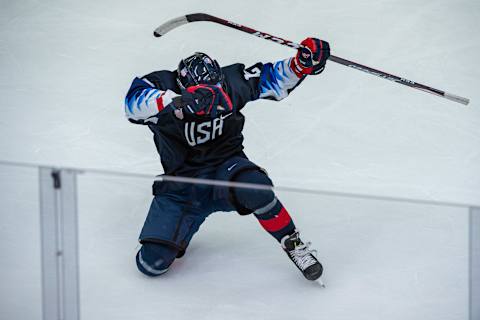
[176,55,223,90]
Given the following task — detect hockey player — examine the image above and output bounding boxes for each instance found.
[125,38,330,281]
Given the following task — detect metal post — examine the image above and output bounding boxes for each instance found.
[471,207,480,320]
[39,168,80,320]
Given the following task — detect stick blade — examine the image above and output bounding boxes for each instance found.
[153,15,190,37]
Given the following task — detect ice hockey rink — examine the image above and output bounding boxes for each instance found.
[1,0,480,319]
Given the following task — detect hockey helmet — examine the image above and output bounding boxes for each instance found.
[177,52,223,89]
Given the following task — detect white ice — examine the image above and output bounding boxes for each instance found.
[1,0,479,319]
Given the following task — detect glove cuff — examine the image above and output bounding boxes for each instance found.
[290,57,310,78]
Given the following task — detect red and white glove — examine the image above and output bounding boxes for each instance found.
[290,38,330,77]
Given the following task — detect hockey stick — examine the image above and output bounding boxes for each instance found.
[154,13,470,106]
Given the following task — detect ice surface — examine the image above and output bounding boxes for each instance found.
[1,0,479,203]
[77,173,468,320]
[0,0,479,319]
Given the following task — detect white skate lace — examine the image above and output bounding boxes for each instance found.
[288,241,318,271]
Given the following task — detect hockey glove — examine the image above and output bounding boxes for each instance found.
[180,84,233,118]
[290,38,330,77]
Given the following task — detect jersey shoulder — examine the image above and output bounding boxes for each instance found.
[222,62,264,109]
[222,62,263,84]
[143,70,180,93]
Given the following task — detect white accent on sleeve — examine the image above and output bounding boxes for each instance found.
[125,88,179,121]
[259,58,301,101]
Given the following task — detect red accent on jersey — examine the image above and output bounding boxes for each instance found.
[156,95,165,112]
[258,207,292,232]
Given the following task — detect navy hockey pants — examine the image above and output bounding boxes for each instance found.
[136,156,277,277]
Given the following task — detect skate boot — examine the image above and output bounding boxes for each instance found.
[281,230,323,281]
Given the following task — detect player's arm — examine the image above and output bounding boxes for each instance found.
[259,38,330,101]
[124,77,179,125]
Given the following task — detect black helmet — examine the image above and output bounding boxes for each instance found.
[177,52,223,89]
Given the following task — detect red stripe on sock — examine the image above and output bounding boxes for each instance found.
[258,207,292,232]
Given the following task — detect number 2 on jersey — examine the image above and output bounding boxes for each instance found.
[244,66,261,80]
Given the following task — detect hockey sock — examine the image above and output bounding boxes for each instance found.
[254,198,296,242]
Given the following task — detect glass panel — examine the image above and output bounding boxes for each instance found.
[0,165,42,320]
[275,190,469,319]
[77,172,469,320]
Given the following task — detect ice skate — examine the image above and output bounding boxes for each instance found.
[281,230,323,281]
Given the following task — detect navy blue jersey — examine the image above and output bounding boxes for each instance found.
[125,59,304,176]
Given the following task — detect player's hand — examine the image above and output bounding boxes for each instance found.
[290,38,330,77]
[181,84,233,118]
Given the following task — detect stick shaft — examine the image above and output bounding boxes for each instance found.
[154,13,469,105]
[328,56,469,105]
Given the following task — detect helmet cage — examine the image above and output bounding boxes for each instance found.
[177,52,223,90]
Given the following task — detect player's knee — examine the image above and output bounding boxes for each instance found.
[233,169,275,212]
[135,242,178,277]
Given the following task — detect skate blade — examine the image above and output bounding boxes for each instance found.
[316,278,326,288]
